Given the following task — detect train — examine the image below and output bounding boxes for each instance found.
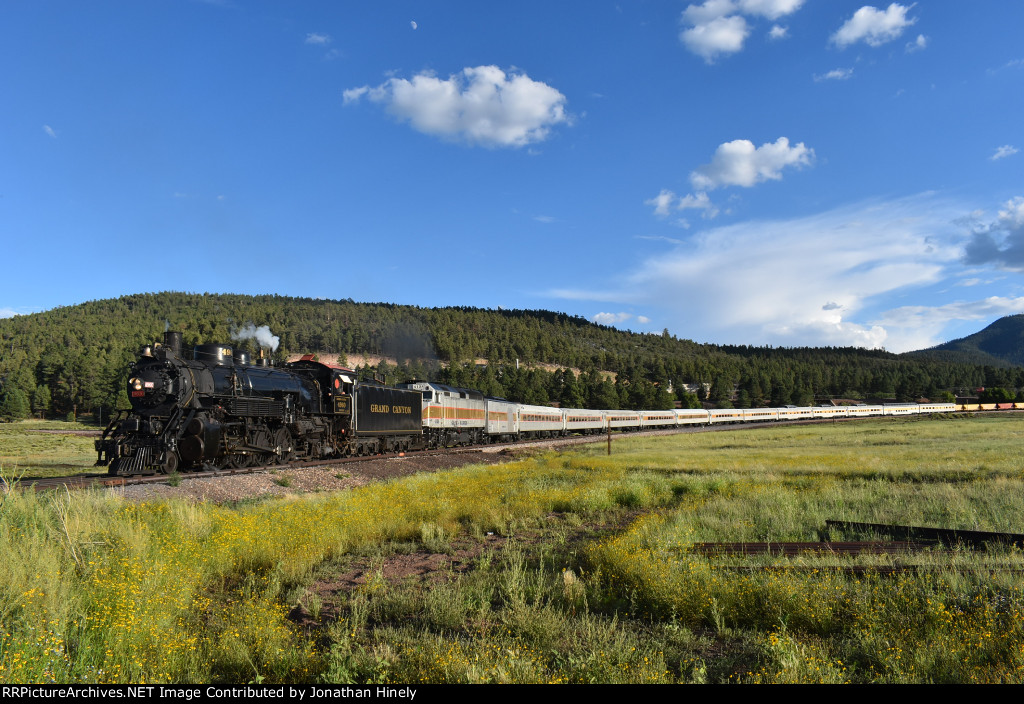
[96,331,961,476]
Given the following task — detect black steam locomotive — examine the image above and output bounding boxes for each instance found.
[96,331,423,476]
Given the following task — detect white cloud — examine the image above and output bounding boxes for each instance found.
[0,307,19,318]
[874,297,1024,352]
[637,316,652,324]
[905,34,928,53]
[682,0,739,25]
[646,189,720,219]
[832,3,917,49]
[678,191,719,215]
[43,125,57,138]
[990,145,1019,161]
[410,21,418,30]
[681,14,750,63]
[593,312,635,325]
[768,25,789,40]
[344,66,570,148]
[647,137,810,222]
[645,190,676,217]
[555,195,971,351]
[305,32,331,44]
[690,137,815,191]
[997,197,1023,227]
[678,0,804,61]
[738,0,805,19]
[814,68,854,82]
[342,86,369,104]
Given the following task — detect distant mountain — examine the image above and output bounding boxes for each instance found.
[905,314,1024,367]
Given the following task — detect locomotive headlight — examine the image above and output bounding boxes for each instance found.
[130,377,143,391]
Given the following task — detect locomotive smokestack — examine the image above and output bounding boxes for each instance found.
[164,331,183,356]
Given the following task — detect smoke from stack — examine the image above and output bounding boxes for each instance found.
[381,319,438,364]
[231,323,280,351]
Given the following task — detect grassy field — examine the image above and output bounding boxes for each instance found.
[0,420,106,479]
[2,414,1023,684]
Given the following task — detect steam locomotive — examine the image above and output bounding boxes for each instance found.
[97,331,958,477]
[96,331,422,476]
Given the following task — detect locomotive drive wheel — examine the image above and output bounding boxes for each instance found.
[160,451,179,475]
[226,453,254,469]
[272,428,293,465]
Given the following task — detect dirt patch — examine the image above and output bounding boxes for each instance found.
[320,543,490,591]
[115,449,520,504]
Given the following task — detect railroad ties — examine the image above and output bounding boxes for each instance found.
[689,522,1024,575]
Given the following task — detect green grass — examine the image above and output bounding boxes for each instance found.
[0,420,106,479]
[2,414,1023,683]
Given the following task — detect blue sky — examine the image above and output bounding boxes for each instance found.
[2,1,1022,353]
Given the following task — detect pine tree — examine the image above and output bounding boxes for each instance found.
[0,387,30,421]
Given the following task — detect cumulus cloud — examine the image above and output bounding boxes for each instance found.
[814,68,854,82]
[738,0,806,19]
[768,25,789,40]
[690,137,815,191]
[832,3,917,48]
[963,196,1024,270]
[646,137,810,222]
[305,32,331,44]
[681,14,750,63]
[645,190,676,217]
[556,195,970,351]
[678,0,805,62]
[678,191,719,214]
[990,145,1019,161]
[592,312,635,325]
[344,66,570,148]
[43,125,57,138]
[646,189,720,219]
[410,21,418,30]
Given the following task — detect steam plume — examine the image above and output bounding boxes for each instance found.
[231,323,280,351]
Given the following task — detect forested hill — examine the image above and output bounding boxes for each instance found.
[904,314,1024,368]
[0,292,1021,420]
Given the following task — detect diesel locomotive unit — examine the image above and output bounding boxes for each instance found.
[98,331,961,477]
[96,332,422,476]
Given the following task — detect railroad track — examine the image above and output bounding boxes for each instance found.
[20,444,494,492]
[690,541,938,556]
[687,523,1024,575]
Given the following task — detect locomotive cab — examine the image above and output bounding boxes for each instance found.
[285,354,356,415]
